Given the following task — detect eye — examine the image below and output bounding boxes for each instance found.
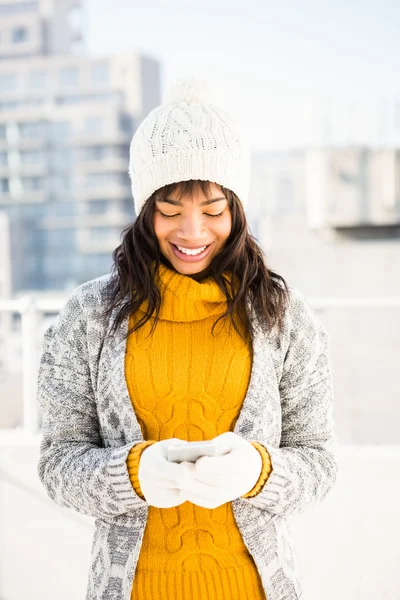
[159,211,225,219]
[207,211,224,218]
[159,212,178,218]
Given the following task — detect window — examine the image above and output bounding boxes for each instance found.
[87,172,125,187]
[60,67,79,88]
[123,197,134,215]
[29,70,47,89]
[56,94,81,104]
[0,151,7,165]
[119,113,133,133]
[68,5,83,34]
[19,121,47,139]
[12,27,28,43]
[83,92,121,104]
[275,175,295,214]
[49,174,71,192]
[25,254,38,271]
[44,228,75,246]
[48,202,75,218]
[22,203,46,219]
[27,98,44,107]
[69,40,83,55]
[117,144,129,158]
[43,252,76,279]
[0,178,9,193]
[49,148,71,170]
[80,146,108,160]
[0,101,19,110]
[87,173,108,187]
[22,176,43,191]
[20,150,45,165]
[0,3,38,14]
[50,121,70,140]
[0,74,17,92]
[87,199,109,214]
[84,116,103,134]
[83,253,112,274]
[91,62,109,86]
[89,226,110,241]
[0,125,6,139]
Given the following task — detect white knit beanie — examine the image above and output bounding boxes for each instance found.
[128,77,251,216]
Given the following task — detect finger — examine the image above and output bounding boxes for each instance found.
[145,480,184,497]
[153,478,185,490]
[180,461,196,473]
[195,449,242,474]
[212,431,240,454]
[156,458,191,483]
[156,488,187,508]
[182,490,228,509]
[190,470,235,488]
[178,473,218,499]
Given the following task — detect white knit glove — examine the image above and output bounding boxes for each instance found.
[178,432,263,509]
[138,438,193,508]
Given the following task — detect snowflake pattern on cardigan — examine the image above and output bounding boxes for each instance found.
[36,273,338,600]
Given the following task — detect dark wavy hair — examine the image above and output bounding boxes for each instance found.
[102,179,290,342]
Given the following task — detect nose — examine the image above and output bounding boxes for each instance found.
[177,214,208,240]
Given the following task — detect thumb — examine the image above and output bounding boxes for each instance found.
[180,461,196,473]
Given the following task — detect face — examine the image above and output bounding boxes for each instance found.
[153,182,232,278]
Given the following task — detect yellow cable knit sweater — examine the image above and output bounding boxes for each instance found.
[125,262,273,600]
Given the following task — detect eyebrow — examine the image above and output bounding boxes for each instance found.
[157,197,227,207]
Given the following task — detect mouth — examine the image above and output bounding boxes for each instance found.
[169,242,214,262]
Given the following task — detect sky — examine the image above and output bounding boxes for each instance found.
[85,0,400,151]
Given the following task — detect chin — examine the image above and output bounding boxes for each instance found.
[174,262,210,275]
[163,254,213,278]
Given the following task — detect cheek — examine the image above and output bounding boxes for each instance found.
[153,214,172,241]
[214,215,232,240]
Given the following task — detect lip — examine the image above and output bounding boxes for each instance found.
[169,241,214,262]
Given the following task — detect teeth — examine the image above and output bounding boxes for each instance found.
[176,245,207,255]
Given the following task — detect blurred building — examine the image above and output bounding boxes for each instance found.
[249,146,400,296]
[249,146,400,444]
[0,0,161,292]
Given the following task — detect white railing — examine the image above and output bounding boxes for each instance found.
[1,294,400,437]
[0,297,64,436]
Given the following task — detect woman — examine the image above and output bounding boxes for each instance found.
[37,78,338,600]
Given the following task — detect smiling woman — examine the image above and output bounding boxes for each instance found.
[154,182,232,273]
[37,77,337,600]
[103,174,290,339]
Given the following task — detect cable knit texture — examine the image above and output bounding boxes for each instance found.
[36,262,337,600]
[125,262,271,599]
[128,77,251,216]
[126,441,157,499]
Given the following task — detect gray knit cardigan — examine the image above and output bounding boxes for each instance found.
[36,273,338,600]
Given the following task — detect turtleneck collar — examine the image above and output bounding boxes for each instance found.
[138,262,238,323]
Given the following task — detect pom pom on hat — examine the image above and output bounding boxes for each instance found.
[162,76,211,106]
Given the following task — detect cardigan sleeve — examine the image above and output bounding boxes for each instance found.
[36,289,149,520]
[241,287,338,516]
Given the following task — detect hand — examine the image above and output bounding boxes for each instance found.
[138,438,194,508]
[178,432,263,509]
